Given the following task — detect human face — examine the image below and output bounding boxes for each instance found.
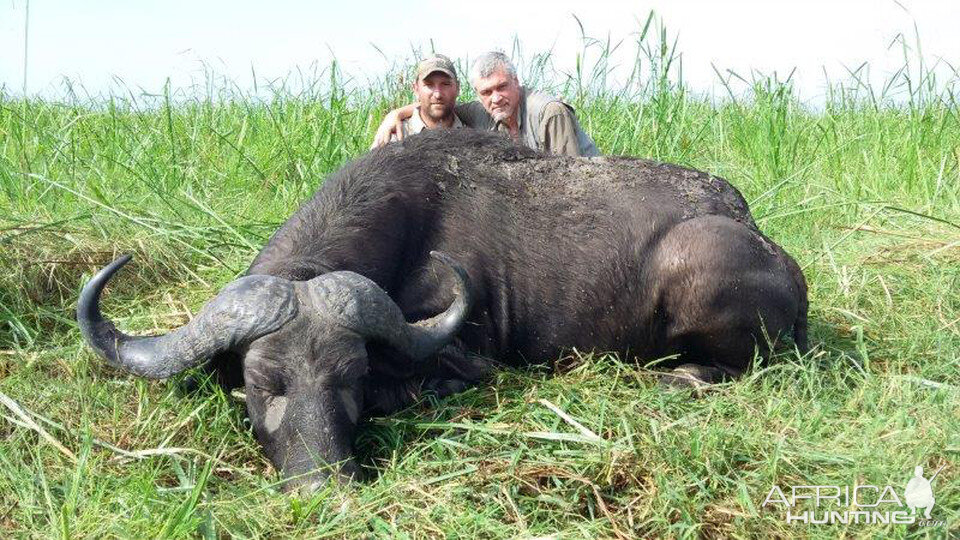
[474,68,520,125]
[413,72,459,126]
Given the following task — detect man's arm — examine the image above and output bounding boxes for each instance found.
[370,103,418,149]
[538,101,584,157]
[454,101,494,130]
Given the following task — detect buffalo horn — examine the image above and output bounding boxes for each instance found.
[77,255,299,379]
[314,251,472,360]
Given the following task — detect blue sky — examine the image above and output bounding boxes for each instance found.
[1,0,957,102]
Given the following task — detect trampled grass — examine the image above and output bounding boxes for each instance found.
[1,23,959,539]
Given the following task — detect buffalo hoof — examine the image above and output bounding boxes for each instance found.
[658,363,727,397]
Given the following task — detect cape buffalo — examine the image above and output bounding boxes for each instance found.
[78,128,808,492]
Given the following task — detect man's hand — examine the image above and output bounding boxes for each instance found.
[370,103,418,149]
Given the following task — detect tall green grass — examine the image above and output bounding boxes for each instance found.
[1,16,958,538]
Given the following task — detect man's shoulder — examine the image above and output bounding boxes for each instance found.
[540,100,574,118]
[406,107,428,132]
[522,88,599,157]
[389,108,426,142]
[522,88,571,113]
[388,117,413,142]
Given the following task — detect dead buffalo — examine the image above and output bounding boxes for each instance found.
[78,128,808,492]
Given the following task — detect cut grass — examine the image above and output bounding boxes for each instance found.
[1,21,959,539]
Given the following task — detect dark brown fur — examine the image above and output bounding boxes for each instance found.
[241,128,806,385]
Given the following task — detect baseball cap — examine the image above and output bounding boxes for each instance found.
[416,54,458,82]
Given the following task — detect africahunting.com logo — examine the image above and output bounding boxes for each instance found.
[762,465,946,526]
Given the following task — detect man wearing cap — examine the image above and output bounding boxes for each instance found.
[389,54,464,142]
[374,51,598,157]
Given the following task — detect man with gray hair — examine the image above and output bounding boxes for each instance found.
[373,51,598,157]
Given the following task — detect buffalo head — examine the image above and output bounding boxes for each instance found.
[77,251,472,492]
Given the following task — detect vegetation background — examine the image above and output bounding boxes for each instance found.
[1,16,958,539]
